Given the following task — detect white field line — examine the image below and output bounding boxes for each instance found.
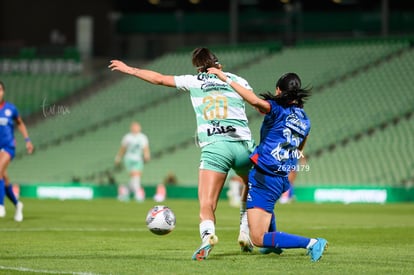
[0,265,100,275]
[0,226,238,232]
[0,224,407,232]
[0,227,148,232]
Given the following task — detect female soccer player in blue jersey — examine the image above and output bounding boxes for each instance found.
[0,81,34,221]
[208,68,328,262]
[109,48,255,260]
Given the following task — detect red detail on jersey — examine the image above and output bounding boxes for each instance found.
[250,153,259,165]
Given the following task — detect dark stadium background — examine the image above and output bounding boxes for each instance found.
[1,0,413,58]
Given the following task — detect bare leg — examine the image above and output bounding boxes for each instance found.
[192,169,226,261]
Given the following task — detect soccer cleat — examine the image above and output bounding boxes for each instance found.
[259,247,283,255]
[117,185,130,202]
[307,238,328,262]
[0,205,5,218]
[153,184,166,202]
[135,187,145,202]
[192,234,218,261]
[238,231,254,252]
[14,202,24,222]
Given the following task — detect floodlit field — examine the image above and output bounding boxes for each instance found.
[0,199,413,274]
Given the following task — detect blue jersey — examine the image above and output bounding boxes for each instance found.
[250,100,310,176]
[0,101,19,148]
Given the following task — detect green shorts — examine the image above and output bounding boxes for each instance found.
[199,140,255,175]
[123,159,144,172]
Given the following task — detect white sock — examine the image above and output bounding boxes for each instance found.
[239,202,249,233]
[229,179,241,199]
[129,176,141,190]
[306,238,318,249]
[129,176,142,199]
[199,220,215,241]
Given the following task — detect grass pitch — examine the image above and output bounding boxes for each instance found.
[0,198,413,275]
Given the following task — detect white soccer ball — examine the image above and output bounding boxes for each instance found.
[146,205,176,235]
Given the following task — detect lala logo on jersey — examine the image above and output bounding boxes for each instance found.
[207,120,236,136]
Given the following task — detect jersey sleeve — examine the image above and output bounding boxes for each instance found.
[269,100,282,117]
[233,74,253,91]
[142,134,149,147]
[9,103,19,120]
[174,75,197,92]
[121,134,129,146]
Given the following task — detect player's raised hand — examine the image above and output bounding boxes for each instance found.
[108,60,132,74]
[207,67,227,82]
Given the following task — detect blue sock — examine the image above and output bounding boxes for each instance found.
[289,187,294,198]
[5,184,18,206]
[0,179,5,205]
[263,231,310,249]
[268,212,276,232]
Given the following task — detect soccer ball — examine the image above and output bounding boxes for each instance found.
[146,205,176,235]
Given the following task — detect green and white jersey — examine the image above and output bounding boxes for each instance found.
[121,133,149,162]
[174,72,253,147]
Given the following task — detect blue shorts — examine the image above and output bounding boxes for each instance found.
[0,146,15,160]
[247,167,291,213]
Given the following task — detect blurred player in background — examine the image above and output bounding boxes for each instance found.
[115,121,151,202]
[0,81,33,221]
[227,175,243,208]
[208,68,328,262]
[109,47,256,261]
[3,172,24,221]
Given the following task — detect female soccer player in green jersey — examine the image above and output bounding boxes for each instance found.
[109,48,255,260]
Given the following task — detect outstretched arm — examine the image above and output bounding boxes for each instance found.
[143,144,150,163]
[109,60,176,87]
[15,116,34,154]
[115,145,126,166]
[207,67,271,114]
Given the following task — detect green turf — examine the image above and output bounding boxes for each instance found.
[0,199,413,275]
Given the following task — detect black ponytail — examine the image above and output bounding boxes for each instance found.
[260,73,311,108]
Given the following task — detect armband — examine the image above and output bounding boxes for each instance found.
[25,137,31,143]
[226,78,233,85]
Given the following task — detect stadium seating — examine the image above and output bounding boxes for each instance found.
[2,74,93,117]
[12,46,274,158]
[8,39,414,187]
[302,48,414,153]
[296,114,414,186]
[9,46,272,184]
